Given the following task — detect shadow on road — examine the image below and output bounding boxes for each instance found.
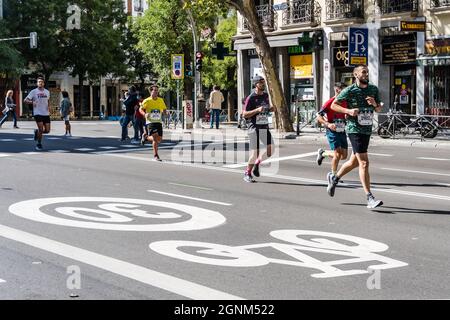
[341,203,450,215]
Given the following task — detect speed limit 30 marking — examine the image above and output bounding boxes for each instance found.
[8,197,226,231]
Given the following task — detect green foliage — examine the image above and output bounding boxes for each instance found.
[201,12,237,90]
[0,21,24,78]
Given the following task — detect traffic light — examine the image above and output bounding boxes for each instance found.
[185,62,193,77]
[195,51,203,71]
[313,30,324,50]
[30,32,38,49]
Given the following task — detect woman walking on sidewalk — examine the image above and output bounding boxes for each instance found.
[0,90,19,129]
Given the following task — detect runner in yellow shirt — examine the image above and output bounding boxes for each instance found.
[140,85,167,161]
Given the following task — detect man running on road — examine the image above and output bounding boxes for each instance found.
[242,76,276,183]
[327,65,384,209]
[316,82,348,177]
[24,77,51,151]
[140,85,167,161]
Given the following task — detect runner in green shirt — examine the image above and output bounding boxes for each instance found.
[327,65,384,209]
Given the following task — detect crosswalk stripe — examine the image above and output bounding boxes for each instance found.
[74,148,95,152]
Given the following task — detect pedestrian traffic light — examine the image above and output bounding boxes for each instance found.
[30,32,38,49]
[313,30,324,50]
[185,62,193,77]
[195,51,203,71]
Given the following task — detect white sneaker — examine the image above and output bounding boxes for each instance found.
[367,197,383,209]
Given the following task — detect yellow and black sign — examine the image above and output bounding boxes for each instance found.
[399,21,426,32]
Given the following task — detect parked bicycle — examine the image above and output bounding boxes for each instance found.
[377,110,439,139]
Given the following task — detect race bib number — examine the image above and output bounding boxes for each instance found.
[358,109,374,126]
[334,119,346,132]
[147,110,161,122]
[256,113,269,125]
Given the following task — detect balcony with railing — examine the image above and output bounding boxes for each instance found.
[430,0,450,10]
[242,4,278,31]
[325,0,364,23]
[282,0,321,27]
[377,0,418,15]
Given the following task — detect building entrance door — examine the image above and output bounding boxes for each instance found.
[393,66,415,114]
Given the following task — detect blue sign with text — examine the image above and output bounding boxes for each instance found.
[348,27,368,66]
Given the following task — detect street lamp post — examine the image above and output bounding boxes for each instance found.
[186,8,201,129]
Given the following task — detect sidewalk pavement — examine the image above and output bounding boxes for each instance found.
[166,123,450,150]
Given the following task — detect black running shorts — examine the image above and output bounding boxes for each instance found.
[348,133,371,154]
[248,128,273,151]
[147,123,163,137]
[34,115,51,124]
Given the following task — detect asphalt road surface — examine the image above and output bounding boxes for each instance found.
[1,121,449,300]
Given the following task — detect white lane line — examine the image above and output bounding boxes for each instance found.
[169,183,214,191]
[99,146,117,150]
[48,150,70,153]
[47,137,62,140]
[74,148,95,152]
[417,157,450,161]
[22,138,34,141]
[381,167,450,177]
[0,224,242,300]
[223,152,317,168]
[93,138,248,155]
[120,145,139,148]
[0,154,10,158]
[369,153,393,157]
[148,190,232,206]
[21,152,40,155]
[0,139,15,142]
[0,278,5,283]
[104,153,450,203]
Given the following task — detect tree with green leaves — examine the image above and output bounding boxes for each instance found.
[4,0,68,82]
[201,12,237,121]
[186,0,294,132]
[0,20,24,99]
[61,0,128,118]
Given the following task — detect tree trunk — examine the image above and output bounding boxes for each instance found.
[78,75,84,119]
[228,88,236,122]
[229,0,294,132]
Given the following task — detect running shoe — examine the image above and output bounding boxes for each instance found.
[35,143,43,151]
[367,197,383,209]
[253,162,260,177]
[33,129,38,141]
[141,134,147,146]
[153,155,162,162]
[243,172,255,183]
[327,172,337,197]
[317,148,325,166]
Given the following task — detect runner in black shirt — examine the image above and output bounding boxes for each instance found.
[242,76,276,183]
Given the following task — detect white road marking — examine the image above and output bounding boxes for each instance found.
[47,137,62,140]
[0,154,10,158]
[74,148,95,152]
[48,150,70,153]
[0,224,243,300]
[22,152,40,155]
[223,152,317,168]
[99,146,117,150]
[0,278,5,283]
[417,157,450,161]
[369,153,393,157]
[381,167,450,177]
[169,183,213,191]
[0,139,15,142]
[104,153,450,203]
[120,145,138,148]
[148,190,232,206]
[9,197,226,231]
[22,138,34,141]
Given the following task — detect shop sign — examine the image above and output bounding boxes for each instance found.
[382,41,416,64]
[332,47,349,67]
[425,38,450,56]
[399,21,426,32]
[290,54,313,79]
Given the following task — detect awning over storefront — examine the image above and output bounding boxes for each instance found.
[233,33,302,50]
[417,55,450,66]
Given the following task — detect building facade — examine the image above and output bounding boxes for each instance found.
[233,0,450,120]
